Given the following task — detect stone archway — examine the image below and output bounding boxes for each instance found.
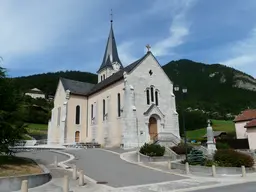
[148,117,158,141]
[75,131,80,142]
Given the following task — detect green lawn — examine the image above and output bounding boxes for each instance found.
[186,119,235,139]
[25,123,48,136]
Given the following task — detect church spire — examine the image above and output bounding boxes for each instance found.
[97,11,123,73]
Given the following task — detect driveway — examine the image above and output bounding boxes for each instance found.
[65,148,186,187]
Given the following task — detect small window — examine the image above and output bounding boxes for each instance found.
[155,91,159,106]
[146,89,150,105]
[75,105,80,124]
[103,99,105,120]
[149,70,153,76]
[103,74,105,80]
[117,93,121,117]
[101,75,102,81]
[151,87,154,102]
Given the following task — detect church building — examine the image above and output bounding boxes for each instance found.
[47,19,180,149]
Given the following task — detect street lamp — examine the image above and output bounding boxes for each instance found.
[174,85,188,162]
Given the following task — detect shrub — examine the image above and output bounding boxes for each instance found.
[216,142,230,149]
[214,149,254,167]
[171,143,193,155]
[139,143,165,157]
[187,149,205,165]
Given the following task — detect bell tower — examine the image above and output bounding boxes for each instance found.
[97,11,123,83]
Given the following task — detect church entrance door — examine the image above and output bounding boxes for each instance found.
[75,131,80,142]
[148,117,158,141]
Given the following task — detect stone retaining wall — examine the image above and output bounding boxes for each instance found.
[0,164,51,191]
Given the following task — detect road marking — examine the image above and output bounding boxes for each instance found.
[97,148,121,155]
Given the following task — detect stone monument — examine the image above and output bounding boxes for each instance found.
[206,120,216,156]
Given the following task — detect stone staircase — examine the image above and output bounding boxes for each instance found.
[153,132,180,147]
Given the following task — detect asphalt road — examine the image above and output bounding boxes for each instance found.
[65,148,186,187]
[191,182,256,192]
[16,150,69,165]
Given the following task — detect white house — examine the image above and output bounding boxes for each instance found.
[234,109,256,149]
[47,20,180,149]
[25,88,45,99]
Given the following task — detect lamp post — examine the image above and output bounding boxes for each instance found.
[174,85,188,162]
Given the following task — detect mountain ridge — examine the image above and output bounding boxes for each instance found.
[11,59,256,116]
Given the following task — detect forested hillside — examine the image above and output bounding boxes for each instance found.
[12,60,256,117]
[163,59,256,116]
[13,71,97,96]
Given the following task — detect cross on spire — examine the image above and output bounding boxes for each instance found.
[146,44,151,52]
[110,9,113,23]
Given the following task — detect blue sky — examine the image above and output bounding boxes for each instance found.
[1,0,256,77]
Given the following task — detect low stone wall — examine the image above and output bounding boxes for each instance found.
[171,161,255,175]
[0,164,51,191]
[139,152,172,162]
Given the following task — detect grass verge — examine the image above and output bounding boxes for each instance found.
[0,156,42,177]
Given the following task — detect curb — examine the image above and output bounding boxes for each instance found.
[119,151,190,178]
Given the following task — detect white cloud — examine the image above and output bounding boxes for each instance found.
[118,42,137,66]
[0,0,99,68]
[151,0,196,57]
[220,28,256,74]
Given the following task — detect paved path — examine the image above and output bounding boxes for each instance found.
[65,148,186,187]
[190,182,256,192]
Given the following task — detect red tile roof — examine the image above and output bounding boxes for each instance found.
[234,109,256,122]
[245,119,256,128]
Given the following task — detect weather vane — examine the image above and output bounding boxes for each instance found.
[146,44,151,52]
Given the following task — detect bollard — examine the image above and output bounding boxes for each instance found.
[21,180,28,192]
[79,170,85,186]
[137,152,140,163]
[168,161,171,169]
[241,165,246,177]
[63,175,69,192]
[72,165,77,180]
[54,155,58,167]
[185,162,190,174]
[211,165,216,177]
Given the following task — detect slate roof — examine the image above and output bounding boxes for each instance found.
[97,23,123,73]
[202,131,227,138]
[244,119,256,128]
[60,51,150,96]
[234,109,256,122]
[60,77,95,96]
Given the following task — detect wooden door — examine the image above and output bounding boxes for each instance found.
[149,117,158,140]
[75,131,80,142]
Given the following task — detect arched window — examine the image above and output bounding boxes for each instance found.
[151,86,154,102]
[103,74,105,80]
[75,105,80,124]
[146,89,150,105]
[117,93,121,117]
[103,99,105,120]
[155,91,159,106]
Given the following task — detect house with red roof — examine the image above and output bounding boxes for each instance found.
[234,109,256,149]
